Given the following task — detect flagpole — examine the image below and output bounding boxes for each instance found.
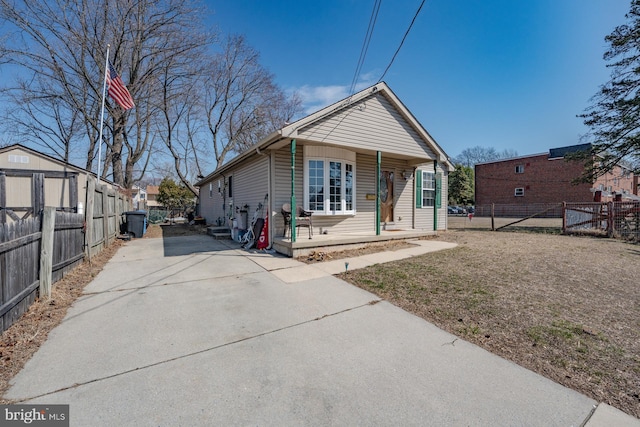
[97,44,110,184]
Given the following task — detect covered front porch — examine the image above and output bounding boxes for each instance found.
[271,228,438,257]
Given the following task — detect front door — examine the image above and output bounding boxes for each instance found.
[380,170,394,223]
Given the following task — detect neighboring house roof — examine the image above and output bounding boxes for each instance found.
[548,143,592,159]
[0,143,117,186]
[196,82,454,186]
[146,185,159,196]
[476,144,594,166]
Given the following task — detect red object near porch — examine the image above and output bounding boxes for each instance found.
[257,214,269,249]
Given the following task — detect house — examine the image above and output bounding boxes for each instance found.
[475,143,639,208]
[145,185,160,208]
[195,82,454,256]
[0,144,119,222]
[130,185,147,210]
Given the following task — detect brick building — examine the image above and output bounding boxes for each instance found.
[475,143,638,206]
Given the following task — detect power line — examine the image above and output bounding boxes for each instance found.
[378,0,426,82]
[349,0,382,97]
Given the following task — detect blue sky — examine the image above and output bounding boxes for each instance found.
[208,0,631,160]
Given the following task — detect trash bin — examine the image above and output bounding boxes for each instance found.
[123,210,147,238]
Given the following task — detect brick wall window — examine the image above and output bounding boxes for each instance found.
[514,187,524,197]
[515,165,524,174]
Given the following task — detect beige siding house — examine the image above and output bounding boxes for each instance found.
[0,144,119,222]
[196,82,454,256]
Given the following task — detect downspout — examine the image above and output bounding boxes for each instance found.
[376,151,381,235]
[434,160,438,231]
[256,146,272,249]
[291,139,297,243]
[221,172,227,224]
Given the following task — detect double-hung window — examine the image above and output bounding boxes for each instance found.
[304,146,355,215]
[422,171,436,207]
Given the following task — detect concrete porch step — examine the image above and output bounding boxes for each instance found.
[207,226,232,240]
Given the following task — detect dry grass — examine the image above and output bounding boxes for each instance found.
[338,230,640,418]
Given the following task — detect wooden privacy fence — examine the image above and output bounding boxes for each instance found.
[85,178,130,259]
[563,201,640,241]
[0,208,84,333]
[0,176,132,333]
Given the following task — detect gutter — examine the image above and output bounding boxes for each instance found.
[194,130,283,187]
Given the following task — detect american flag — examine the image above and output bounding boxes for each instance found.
[107,62,135,110]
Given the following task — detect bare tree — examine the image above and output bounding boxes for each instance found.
[204,35,303,168]
[454,146,519,168]
[2,80,82,162]
[0,0,211,188]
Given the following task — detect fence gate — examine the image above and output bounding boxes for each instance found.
[563,202,609,235]
[563,201,640,241]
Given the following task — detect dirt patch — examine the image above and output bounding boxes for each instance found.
[296,240,419,263]
[144,222,209,239]
[0,240,124,404]
[338,230,640,418]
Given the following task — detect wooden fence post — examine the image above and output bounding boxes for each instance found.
[69,174,78,212]
[0,171,6,223]
[39,207,55,299]
[85,176,95,260]
[607,201,614,237]
[32,173,45,217]
[491,203,495,231]
[102,185,109,246]
[562,202,566,234]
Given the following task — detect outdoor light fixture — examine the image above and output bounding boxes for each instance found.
[402,169,413,180]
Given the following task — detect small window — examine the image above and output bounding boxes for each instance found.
[209,183,213,198]
[515,187,524,197]
[422,171,436,207]
[228,176,233,197]
[8,155,29,163]
[515,165,524,174]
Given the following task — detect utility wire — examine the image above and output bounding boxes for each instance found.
[378,0,426,82]
[349,0,382,97]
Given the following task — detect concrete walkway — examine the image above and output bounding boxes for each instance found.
[4,236,639,426]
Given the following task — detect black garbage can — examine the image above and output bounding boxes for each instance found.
[123,211,147,238]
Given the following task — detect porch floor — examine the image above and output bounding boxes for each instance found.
[272,229,438,257]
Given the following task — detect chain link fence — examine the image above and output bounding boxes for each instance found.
[448,202,639,242]
[448,203,563,232]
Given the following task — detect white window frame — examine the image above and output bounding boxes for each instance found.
[515,165,524,174]
[514,187,524,197]
[303,146,356,215]
[422,171,436,207]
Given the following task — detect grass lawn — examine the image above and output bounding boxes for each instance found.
[337,230,640,418]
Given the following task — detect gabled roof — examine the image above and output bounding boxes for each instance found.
[196,82,453,186]
[0,143,117,185]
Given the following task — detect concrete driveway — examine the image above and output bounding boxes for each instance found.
[4,235,637,426]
